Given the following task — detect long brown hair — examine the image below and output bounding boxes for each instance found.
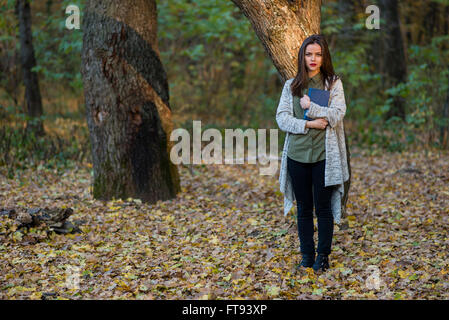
[290,34,340,97]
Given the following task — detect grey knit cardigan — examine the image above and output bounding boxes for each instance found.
[276,77,350,224]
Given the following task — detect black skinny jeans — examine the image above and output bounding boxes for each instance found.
[287,156,334,256]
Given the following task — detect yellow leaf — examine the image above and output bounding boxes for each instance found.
[210,235,219,244]
[30,292,42,300]
[306,268,315,277]
[9,286,36,294]
[116,280,131,291]
[298,275,311,284]
[398,270,409,278]
[247,218,258,226]
[145,248,153,257]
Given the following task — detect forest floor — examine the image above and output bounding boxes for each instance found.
[1,146,448,299]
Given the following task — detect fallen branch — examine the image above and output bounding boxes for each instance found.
[0,206,83,234]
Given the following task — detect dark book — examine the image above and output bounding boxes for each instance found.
[303,87,330,121]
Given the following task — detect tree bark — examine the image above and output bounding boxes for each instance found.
[445,5,449,53]
[423,1,438,40]
[81,0,180,203]
[15,0,45,136]
[230,0,351,219]
[230,0,321,80]
[378,0,407,121]
[440,68,449,149]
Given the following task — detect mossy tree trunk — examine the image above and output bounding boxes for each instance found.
[230,0,351,218]
[81,0,180,203]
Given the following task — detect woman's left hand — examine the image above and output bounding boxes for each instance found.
[300,95,311,110]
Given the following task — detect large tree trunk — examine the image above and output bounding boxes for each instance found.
[378,0,407,121]
[230,0,321,80]
[231,0,351,219]
[81,0,180,203]
[15,0,45,136]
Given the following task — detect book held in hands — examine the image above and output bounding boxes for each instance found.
[303,88,330,121]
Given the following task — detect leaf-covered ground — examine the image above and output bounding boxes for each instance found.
[1,146,448,299]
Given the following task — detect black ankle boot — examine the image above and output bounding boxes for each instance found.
[312,253,329,272]
[299,253,315,268]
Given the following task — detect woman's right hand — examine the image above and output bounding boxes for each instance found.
[307,118,328,130]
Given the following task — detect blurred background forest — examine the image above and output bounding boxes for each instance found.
[0,0,448,176]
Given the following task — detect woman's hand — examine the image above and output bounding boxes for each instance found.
[306,118,328,130]
[300,95,311,110]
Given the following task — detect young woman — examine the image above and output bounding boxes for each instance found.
[276,34,350,272]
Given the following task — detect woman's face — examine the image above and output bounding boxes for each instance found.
[304,43,322,72]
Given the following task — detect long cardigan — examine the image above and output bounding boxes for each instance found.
[276,77,350,224]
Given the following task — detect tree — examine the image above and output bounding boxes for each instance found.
[378,0,407,121]
[441,68,449,148]
[230,0,321,80]
[81,0,180,203]
[15,0,45,136]
[231,0,351,218]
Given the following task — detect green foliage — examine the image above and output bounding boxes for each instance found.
[1,0,448,173]
[322,2,390,151]
[322,1,449,151]
[379,35,449,149]
[0,106,91,176]
[31,0,84,92]
[157,0,279,129]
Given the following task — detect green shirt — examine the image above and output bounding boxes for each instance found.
[287,71,326,163]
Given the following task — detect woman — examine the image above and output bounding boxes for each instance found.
[276,34,350,272]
